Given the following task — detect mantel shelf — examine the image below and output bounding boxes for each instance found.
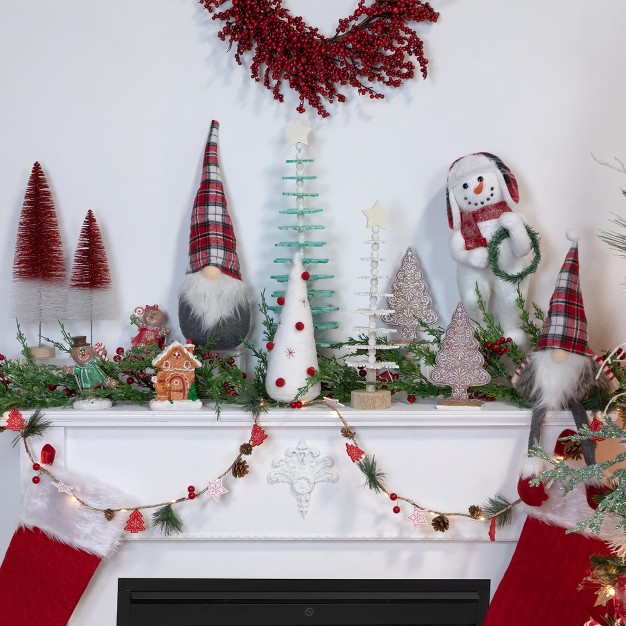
[19,401,577,428]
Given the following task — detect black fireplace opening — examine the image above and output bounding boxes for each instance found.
[117,578,490,626]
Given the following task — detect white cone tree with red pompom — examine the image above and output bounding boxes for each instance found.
[265,252,321,404]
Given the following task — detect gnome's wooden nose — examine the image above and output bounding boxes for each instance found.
[473,180,484,194]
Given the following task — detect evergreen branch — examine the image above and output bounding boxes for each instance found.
[15,321,35,364]
[357,455,386,493]
[152,504,184,536]
[481,492,516,529]
[259,290,275,343]
[11,409,51,447]
[40,321,73,355]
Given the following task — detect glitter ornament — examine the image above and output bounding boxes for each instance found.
[206,478,229,502]
[346,443,365,463]
[429,302,491,408]
[5,408,26,432]
[124,509,146,534]
[250,424,268,447]
[382,247,437,341]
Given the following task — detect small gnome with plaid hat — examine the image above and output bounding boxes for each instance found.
[512,230,619,508]
[178,120,250,350]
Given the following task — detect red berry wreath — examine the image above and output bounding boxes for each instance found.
[200,0,439,117]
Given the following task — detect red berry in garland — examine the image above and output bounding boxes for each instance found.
[116,347,125,355]
[32,476,40,484]
[389,492,398,501]
[32,463,41,471]
[393,505,401,514]
[407,395,416,403]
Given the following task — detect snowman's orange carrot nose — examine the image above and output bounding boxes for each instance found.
[473,180,484,194]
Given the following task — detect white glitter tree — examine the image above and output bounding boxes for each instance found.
[382,246,437,341]
[429,302,490,408]
[346,202,399,410]
[265,252,321,404]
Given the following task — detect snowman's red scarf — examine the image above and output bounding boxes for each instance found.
[459,201,511,250]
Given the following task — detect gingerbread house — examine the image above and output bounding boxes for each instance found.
[151,341,201,402]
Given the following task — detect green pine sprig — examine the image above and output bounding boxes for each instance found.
[11,409,51,447]
[481,492,515,529]
[357,455,386,493]
[152,504,184,536]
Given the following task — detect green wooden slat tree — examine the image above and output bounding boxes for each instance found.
[269,122,338,347]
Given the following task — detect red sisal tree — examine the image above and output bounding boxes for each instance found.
[12,162,67,348]
[67,210,114,340]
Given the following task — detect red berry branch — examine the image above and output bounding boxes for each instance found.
[200,0,439,117]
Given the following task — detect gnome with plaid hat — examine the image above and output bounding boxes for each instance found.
[178,120,250,350]
[512,231,619,508]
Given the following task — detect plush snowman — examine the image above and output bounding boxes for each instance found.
[446,152,534,348]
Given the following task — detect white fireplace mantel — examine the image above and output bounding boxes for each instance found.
[13,401,586,624]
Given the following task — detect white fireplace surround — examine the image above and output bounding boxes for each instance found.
[9,402,583,624]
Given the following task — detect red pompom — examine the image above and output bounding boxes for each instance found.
[307,367,315,376]
[295,322,304,331]
[407,395,416,404]
[517,476,548,507]
[266,342,275,351]
[301,271,310,281]
[275,378,285,387]
[277,297,285,305]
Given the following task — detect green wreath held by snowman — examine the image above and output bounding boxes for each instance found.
[488,223,541,284]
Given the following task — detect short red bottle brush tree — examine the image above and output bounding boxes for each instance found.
[67,210,115,343]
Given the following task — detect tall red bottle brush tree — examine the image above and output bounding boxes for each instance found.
[12,162,67,355]
[67,209,114,343]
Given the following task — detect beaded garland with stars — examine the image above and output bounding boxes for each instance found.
[200,0,439,117]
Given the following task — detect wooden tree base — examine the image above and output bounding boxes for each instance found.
[436,398,483,410]
[28,345,55,359]
[351,389,392,410]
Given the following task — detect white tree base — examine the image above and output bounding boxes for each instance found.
[436,398,483,410]
[73,397,113,411]
[351,389,392,410]
[28,345,55,359]
[149,399,203,411]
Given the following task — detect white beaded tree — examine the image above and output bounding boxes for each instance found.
[346,202,399,410]
[269,121,338,348]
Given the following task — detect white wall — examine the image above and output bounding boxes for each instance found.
[1,0,626,617]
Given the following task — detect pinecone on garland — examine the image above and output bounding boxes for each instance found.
[239,443,253,456]
[432,514,449,532]
[232,459,249,478]
[468,505,483,519]
[563,439,583,461]
[104,509,115,521]
[341,427,356,439]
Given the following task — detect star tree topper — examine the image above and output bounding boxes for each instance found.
[286,121,311,146]
[363,201,390,229]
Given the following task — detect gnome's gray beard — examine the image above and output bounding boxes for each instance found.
[515,350,608,411]
[179,271,248,332]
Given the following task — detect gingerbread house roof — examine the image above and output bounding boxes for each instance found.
[152,341,202,369]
